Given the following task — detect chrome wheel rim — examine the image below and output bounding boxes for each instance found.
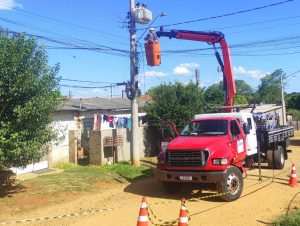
[227,173,240,194]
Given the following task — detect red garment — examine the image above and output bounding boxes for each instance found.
[108,115,113,123]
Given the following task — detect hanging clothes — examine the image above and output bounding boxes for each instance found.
[103,114,109,123]
[127,118,132,129]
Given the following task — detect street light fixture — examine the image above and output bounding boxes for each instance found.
[281,71,298,125]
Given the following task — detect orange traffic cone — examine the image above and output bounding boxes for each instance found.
[289,164,299,187]
[178,198,188,226]
[137,197,148,226]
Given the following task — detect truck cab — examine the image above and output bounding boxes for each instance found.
[194,112,258,156]
[155,112,257,201]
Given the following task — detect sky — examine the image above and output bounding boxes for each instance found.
[1,0,300,98]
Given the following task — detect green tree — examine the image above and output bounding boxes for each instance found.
[234,95,249,105]
[145,81,204,130]
[256,69,285,104]
[0,31,60,169]
[286,92,300,110]
[235,80,254,102]
[204,79,253,106]
[204,83,224,105]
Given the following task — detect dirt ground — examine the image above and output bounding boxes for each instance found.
[1,136,300,226]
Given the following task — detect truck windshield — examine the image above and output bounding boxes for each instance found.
[180,120,228,136]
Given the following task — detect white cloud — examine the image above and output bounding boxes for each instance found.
[173,66,191,76]
[0,0,22,10]
[144,71,167,77]
[179,62,200,68]
[233,66,266,79]
[173,62,200,76]
[91,88,105,94]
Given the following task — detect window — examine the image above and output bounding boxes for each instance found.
[230,120,241,137]
[180,120,228,136]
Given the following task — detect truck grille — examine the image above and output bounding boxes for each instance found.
[166,150,209,167]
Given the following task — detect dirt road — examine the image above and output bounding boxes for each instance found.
[1,137,300,226]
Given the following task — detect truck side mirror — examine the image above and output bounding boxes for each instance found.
[243,123,250,135]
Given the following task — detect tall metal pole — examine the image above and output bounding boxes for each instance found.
[280,73,286,126]
[110,83,113,99]
[130,0,140,166]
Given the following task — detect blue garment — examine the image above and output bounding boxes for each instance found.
[103,114,109,123]
[127,118,132,129]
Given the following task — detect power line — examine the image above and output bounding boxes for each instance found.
[46,46,130,56]
[5,16,300,60]
[0,16,128,46]
[142,0,294,30]
[6,29,130,57]
[156,33,300,56]
[211,15,300,31]
[0,3,127,40]
[60,84,119,89]
[60,78,112,84]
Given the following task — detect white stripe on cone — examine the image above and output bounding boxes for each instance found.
[140,202,147,208]
[179,217,188,223]
[138,215,148,222]
[180,206,187,210]
[291,174,297,178]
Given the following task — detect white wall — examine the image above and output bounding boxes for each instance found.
[49,111,79,167]
[49,110,147,166]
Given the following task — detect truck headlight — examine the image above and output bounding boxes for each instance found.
[212,158,228,165]
[212,159,220,165]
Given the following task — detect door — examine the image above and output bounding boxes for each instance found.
[245,116,258,156]
[230,119,246,163]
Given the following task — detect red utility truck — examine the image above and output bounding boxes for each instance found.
[146,28,294,201]
[155,112,293,201]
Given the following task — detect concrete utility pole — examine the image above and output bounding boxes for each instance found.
[195,69,200,87]
[129,0,140,166]
[110,83,113,99]
[280,73,286,125]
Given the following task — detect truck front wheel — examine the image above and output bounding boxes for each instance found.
[162,181,181,194]
[217,167,243,201]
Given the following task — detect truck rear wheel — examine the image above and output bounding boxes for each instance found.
[217,167,243,201]
[266,146,285,169]
[162,181,181,194]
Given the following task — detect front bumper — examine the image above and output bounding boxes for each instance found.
[154,169,226,183]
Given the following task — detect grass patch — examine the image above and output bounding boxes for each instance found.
[103,161,153,181]
[22,161,154,195]
[274,208,300,226]
[0,161,154,213]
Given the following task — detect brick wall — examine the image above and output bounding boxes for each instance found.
[69,130,80,164]
[89,127,146,165]
[89,130,102,164]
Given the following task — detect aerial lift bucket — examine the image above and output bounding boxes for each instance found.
[144,42,161,66]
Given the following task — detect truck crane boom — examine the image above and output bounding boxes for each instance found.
[156,28,236,112]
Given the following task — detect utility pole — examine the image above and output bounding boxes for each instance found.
[195,68,200,87]
[280,73,286,125]
[110,83,113,99]
[129,0,140,166]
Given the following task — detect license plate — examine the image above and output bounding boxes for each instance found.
[179,176,192,181]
